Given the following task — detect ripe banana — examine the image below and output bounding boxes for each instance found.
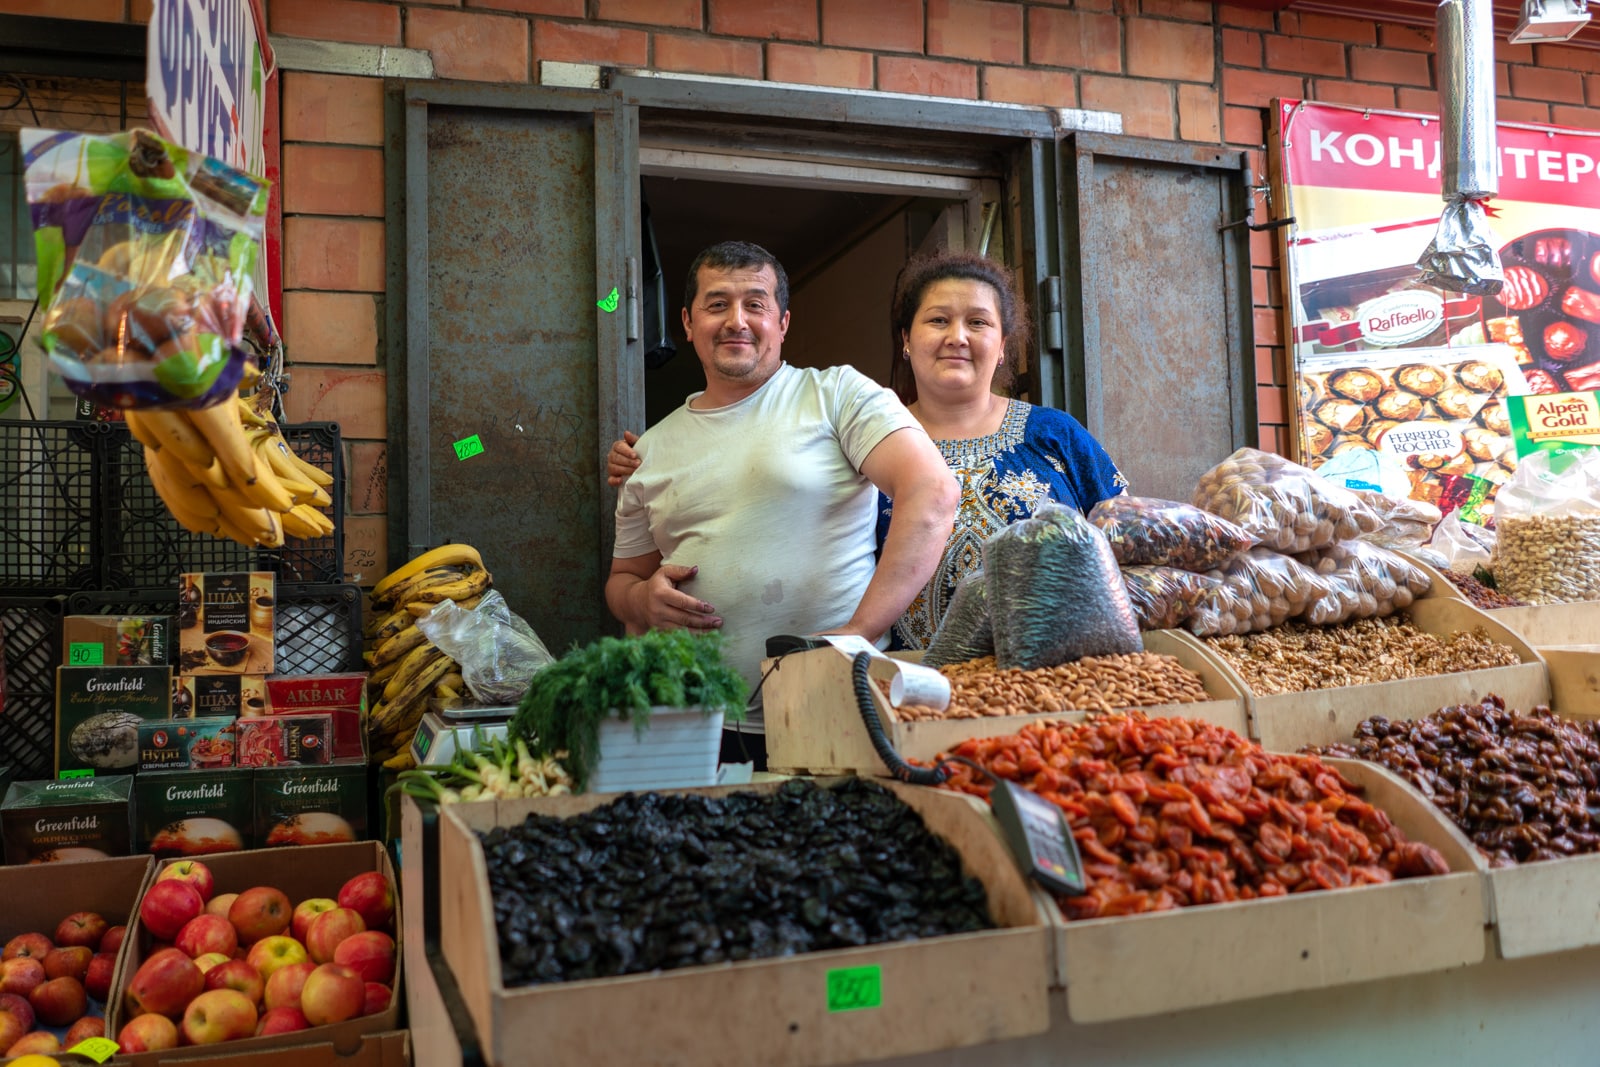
[369,607,414,644]
[382,749,416,772]
[378,564,492,611]
[252,431,319,502]
[372,651,456,736]
[186,396,259,494]
[371,543,485,602]
[131,408,215,470]
[144,446,222,533]
[282,503,334,541]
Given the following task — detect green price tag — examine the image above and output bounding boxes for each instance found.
[453,434,485,461]
[69,1036,120,1062]
[826,965,881,1012]
[597,285,620,312]
[57,769,95,780]
[68,642,104,665]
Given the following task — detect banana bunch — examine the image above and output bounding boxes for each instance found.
[127,395,335,547]
[364,543,493,768]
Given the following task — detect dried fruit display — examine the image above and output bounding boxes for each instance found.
[1442,571,1528,609]
[895,652,1209,722]
[938,715,1451,920]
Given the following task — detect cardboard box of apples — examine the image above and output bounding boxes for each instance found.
[106,842,402,1062]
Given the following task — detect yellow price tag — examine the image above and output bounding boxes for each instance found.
[68,1036,120,1063]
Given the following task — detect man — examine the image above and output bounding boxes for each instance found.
[606,241,957,761]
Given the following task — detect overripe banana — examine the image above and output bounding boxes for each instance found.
[371,543,485,602]
[383,642,447,702]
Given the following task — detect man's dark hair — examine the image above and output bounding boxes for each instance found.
[684,241,790,315]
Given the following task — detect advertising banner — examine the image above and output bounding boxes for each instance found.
[1274,99,1600,510]
[146,0,268,178]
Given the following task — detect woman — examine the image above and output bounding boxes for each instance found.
[608,250,1125,650]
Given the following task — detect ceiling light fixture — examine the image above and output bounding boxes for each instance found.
[1508,0,1591,43]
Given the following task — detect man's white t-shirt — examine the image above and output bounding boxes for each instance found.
[613,363,922,724]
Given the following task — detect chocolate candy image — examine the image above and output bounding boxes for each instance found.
[1501,265,1549,311]
[1304,420,1334,457]
[1363,418,1402,447]
[1524,367,1561,393]
[1434,386,1482,421]
[1591,250,1600,288]
[1314,397,1369,432]
[1376,389,1425,421]
[1486,317,1533,365]
[1545,320,1588,362]
[1328,368,1385,403]
[1456,360,1503,393]
[1395,364,1449,397]
[1563,361,1600,392]
[1477,400,1510,435]
[1463,427,1507,462]
[1561,286,1600,324]
[1535,235,1573,270]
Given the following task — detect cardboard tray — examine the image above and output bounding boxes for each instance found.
[1203,598,1553,753]
[438,779,1052,1067]
[107,842,402,1062]
[1048,756,1487,1023]
[1488,602,1600,650]
[763,631,1250,777]
[106,1030,410,1067]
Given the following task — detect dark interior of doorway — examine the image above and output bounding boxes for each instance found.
[639,174,956,428]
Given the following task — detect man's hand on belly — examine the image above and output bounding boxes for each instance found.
[634,564,723,632]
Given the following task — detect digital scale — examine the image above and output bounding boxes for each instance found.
[408,701,515,767]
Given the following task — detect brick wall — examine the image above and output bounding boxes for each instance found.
[9,0,1599,578]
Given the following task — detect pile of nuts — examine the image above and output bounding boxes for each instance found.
[894,652,1210,721]
[1444,571,1528,610]
[1492,514,1600,605]
[1308,697,1600,867]
[1204,615,1523,695]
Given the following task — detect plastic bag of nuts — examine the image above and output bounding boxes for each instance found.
[1193,447,1383,554]
[924,570,994,669]
[1490,450,1600,604]
[1352,489,1442,549]
[1296,540,1433,625]
[1188,547,1334,637]
[1121,566,1221,631]
[1089,495,1257,571]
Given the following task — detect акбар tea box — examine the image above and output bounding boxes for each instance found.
[265,673,367,760]
[54,666,172,776]
[1,774,134,864]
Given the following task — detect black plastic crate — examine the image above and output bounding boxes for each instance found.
[0,596,66,781]
[0,420,109,592]
[68,583,364,676]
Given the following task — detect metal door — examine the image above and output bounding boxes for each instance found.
[1061,135,1254,500]
[394,84,638,656]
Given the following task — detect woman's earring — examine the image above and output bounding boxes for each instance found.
[902,347,910,360]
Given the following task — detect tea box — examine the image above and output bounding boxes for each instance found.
[235,713,334,767]
[265,673,367,760]
[179,571,275,675]
[62,615,172,667]
[54,666,172,776]
[254,761,368,847]
[135,768,254,856]
[137,717,239,772]
[1,775,134,863]
[191,674,268,718]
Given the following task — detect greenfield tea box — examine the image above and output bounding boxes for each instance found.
[255,761,368,847]
[137,717,239,771]
[179,572,275,675]
[54,666,172,776]
[62,615,172,667]
[1,775,134,864]
[135,768,254,856]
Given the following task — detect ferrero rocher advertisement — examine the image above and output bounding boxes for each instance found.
[1275,99,1600,510]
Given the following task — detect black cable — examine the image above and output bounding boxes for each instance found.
[851,651,948,785]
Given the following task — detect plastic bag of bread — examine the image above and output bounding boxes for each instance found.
[1089,495,1257,571]
[923,570,994,668]
[1122,566,1221,631]
[1187,548,1334,638]
[984,504,1143,670]
[1193,447,1383,554]
[1296,540,1433,625]
[23,127,268,410]
[1353,489,1443,549]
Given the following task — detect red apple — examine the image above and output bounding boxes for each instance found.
[204,958,264,1008]
[117,1011,180,1052]
[84,952,116,1000]
[0,958,44,997]
[99,924,127,957]
[255,1005,310,1036]
[263,960,316,1012]
[228,886,292,945]
[337,872,394,931]
[28,975,86,1026]
[291,897,338,942]
[140,878,206,941]
[124,947,204,1019]
[193,951,231,975]
[158,859,215,903]
[362,981,392,1016]
[64,1014,105,1046]
[305,907,365,964]
[176,914,238,960]
[0,992,35,1034]
[205,892,239,921]
[42,945,91,982]
[0,998,27,1054]
[334,930,395,985]
[299,962,364,1026]
[1,934,51,962]
[53,911,109,950]
[181,987,258,1045]
[245,935,308,981]
[5,1030,60,1056]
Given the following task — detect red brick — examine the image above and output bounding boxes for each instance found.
[1396,87,1439,113]
[1296,12,1373,45]
[406,8,529,81]
[1499,97,1550,124]
[1222,28,1261,68]
[1551,104,1600,131]
[1127,18,1213,83]
[1139,0,1211,20]
[1250,266,1274,308]
[653,33,762,77]
[466,0,577,13]
[284,217,385,292]
[878,55,978,98]
[1218,6,1274,30]
[927,0,1023,65]
[1255,345,1283,387]
[1258,422,1288,456]
[982,66,1076,107]
[1264,35,1344,77]
[283,73,385,146]
[533,20,649,64]
[1256,384,1287,424]
[1029,8,1121,73]
[1509,65,1584,104]
[342,515,389,587]
[1081,75,1173,139]
[1311,80,1395,109]
[347,442,389,514]
[1178,84,1219,142]
[1223,104,1263,145]
[1253,306,1282,346]
[0,0,120,18]
[270,0,400,44]
[1500,42,1535,65]
[282,145,383,217]
[598,0,696,28]
[709,0,817,41]
[1377,24,1432,52]
[1349,47,1431,88]
[1587,74,1600,107]
[130,0,152,24]
[1496,61,1511,97]
[1533,44,1600,73]
[283,368,387,440]
[283,292,380,365]
[1249,222,1275,264]
[1222,67,1304,108]
[766,43,873,88]
[825,0,924,53]
[1068,0,1111,8]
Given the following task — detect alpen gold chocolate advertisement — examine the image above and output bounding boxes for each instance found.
[1274,99,1600,510]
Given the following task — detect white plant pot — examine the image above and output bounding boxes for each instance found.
[588,705,724,794]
